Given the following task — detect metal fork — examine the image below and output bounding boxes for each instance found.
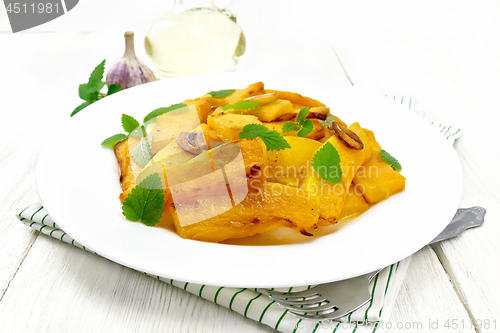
[258,206,486,320]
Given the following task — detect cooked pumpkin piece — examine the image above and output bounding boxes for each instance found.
[207,113,262,142]
[253,99,294,122]
[183,99,214,123]
[114,136,143,203]
[349,122,382,163]
[138,138,268,203]
[301,119,378,225]
[267,136,321,186]
[169,182,319,242]
[149,104,202,155]
[353,152,406,204]
[202,82,267,107]
[339,183,370,220]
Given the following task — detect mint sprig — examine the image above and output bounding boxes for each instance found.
[311,142,342,184]
[70,60,121,117]
[121,114,140,134]
[208,89,235,97]
[101,133,128,148]
[296,107,310,125]
[87,60,106,91]
[239,124,291,151]
[102,113,151,166]
[72,101,93,116]
[281,121,301,133]
[101,113,143,150]
[107,84,121,95]
[122,172,165,226]
[282,107,313,137]
[298,119,314,137]
[131,133,153,167]
[379,149,402,171]
[143,103,187,123]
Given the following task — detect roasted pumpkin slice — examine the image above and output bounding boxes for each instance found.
[353,151,406,204]
[169,182,319,242]
[137,138,268,204]
[301,120,378,225]
[338,183,370,220]
[349,122,382,163]
[201,82,267,107]
[149,104,201,155]
[183,98,214,123]
[207,113,262,142]
[253,99,294,122]
[267,136,322,186]
[114,136,143,203]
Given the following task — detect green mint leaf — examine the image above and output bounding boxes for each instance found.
[239,124,291,151]
[101,133,128,148]
[282,121,301,133]
[222,100,261,111]
[297,119,314,137]
[95,81,106,93]
[131,134,152,167]
[78,84,91,100]
[79,83,102,102]
[379,149,402,171]
[311,142,343,184]
[129,126,144,137]
[70,101,93,117]
[87,59,106,91]
[320,114,335,128]
[207,89,235,97]
[296,107,311,126]
[107,84,121,95]
[122,172,164,226]
[121,114,141,134]
[143,103,188,123]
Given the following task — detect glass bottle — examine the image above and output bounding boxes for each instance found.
[144,0,245,77]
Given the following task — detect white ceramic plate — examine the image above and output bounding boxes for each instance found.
[36,72,463,288]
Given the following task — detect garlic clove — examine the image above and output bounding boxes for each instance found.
[106,31,156,90]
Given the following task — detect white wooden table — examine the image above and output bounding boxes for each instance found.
[1,0,499,332]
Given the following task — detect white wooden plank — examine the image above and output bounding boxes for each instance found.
[0,136,40,296]
[386,247,475,333]
[0,32,125,297]
[0,235,274,333]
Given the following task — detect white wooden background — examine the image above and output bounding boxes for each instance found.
[1,0,499,332]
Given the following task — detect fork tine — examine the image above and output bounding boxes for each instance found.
[257,288,319,300]
[288,297,373,320]
[267,295,328,306]
[281,302,338,315]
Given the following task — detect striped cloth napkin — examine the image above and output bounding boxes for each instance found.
[16,96,461,333]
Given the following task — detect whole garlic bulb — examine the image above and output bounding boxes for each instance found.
[106,31,156,90]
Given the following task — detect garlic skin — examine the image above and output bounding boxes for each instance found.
[106,31,156,90]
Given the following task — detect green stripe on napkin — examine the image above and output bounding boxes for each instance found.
[386,94,462,144]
